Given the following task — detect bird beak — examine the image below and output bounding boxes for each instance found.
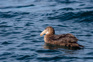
[40,30,47,36]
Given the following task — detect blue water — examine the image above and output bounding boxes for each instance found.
[0,0,93,62]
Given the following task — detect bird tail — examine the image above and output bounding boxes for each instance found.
[60,43,84,49]
[69,43,84,48]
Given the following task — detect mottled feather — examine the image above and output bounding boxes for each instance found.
[40,26,83,48]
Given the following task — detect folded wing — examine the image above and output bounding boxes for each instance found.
[49,33,78,43]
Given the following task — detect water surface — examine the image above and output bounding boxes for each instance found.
[0,0,93,62]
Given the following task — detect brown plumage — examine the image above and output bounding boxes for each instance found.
[40,26,83,48]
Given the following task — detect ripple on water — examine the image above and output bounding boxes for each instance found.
[16,55,31,60]
[0,11,29,18]
[0,52,13,60]
[36,49,60,53]
[47,10,93,22]
[59,7,74,11]
[37,55,80,61]
[1,41,12,45]
[86,52,93,56]
[10,53,36,61]
[0,4,35,9]
[0,0,93,62]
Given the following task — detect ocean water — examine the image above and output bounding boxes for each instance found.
[0,0,93,62]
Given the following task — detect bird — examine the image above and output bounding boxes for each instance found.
[40,26,83,48]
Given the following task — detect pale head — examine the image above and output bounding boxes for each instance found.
[40,26,55,36]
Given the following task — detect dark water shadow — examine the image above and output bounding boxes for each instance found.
[0,4,34,9]
[43,43,83,50]
[55,0,80,3]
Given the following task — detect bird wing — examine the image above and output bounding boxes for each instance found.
[49,33,78,43]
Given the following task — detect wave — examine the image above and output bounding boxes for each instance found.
[48,10,93,22]
[0,11,29,18]
[0,4,34,9]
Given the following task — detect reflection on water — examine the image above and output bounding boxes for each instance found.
[43,43,82,50]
